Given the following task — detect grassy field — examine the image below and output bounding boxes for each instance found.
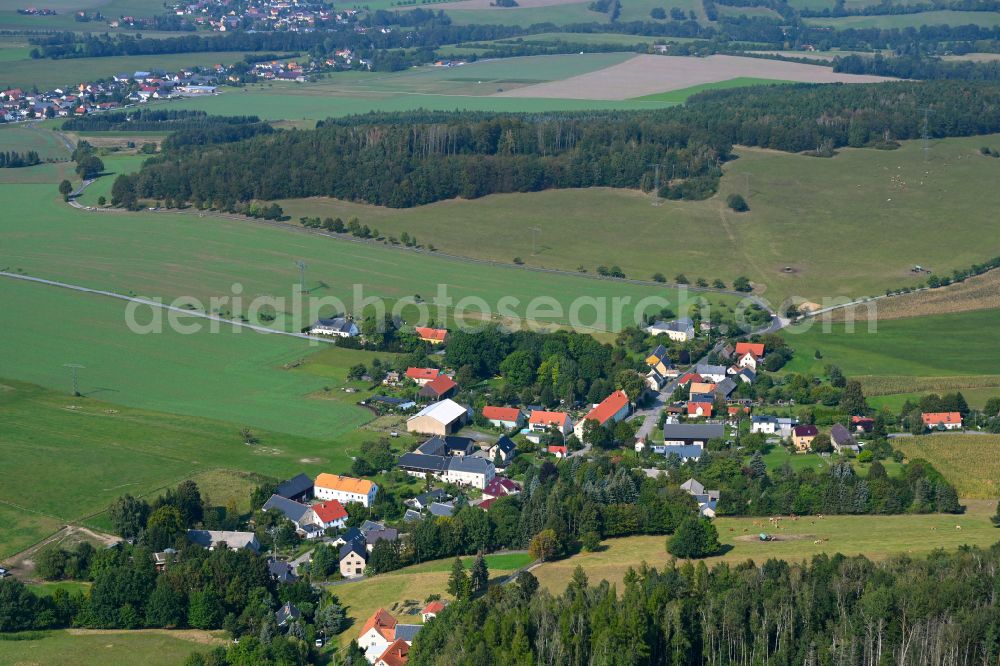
[869,387,1000,412]
[805,9,1000,28]
[0,276,382,439]
[832,269,1000,322]
[532,499,1000,593]
[0,124,72,161]
[0,175,735,333]
[0,376,380,556]
[894,435,1000,499]
[281,134,1000,305]
[0,629,223,666]
[782,309,1000,377]
[28,581,93,596]
[633,77,795,102]
[0,51,269,90]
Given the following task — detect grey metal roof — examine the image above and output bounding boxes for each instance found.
[262,494,311,524]
[394,624,422,642]
[663,423,724,440]
[447,456,493,475]
[694,363,727,376]
[660,445,705,460]
[398,452,449,473]
[715,378,737,397]
[493,435,516,455]
[339,541,367,560]
[428,502,455,517]
[275,473,312,499]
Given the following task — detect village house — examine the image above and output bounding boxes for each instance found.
[751,415,798,438]
[481,476,521,500]
[693,363,727,383]
[548,444,569,458]
[314,473,378,507]
[488,434,517,464]
[482,406,524,430]
[687,402,713,418]
[830,423,860,453]
[734,342,765,370]
[922,412,963,430]
[680,478,720,518]
[573,390,630,439]
[852,415,875,433]
[405,367,440,386]
[645,344,678,390]
[792,424,819,452]
[274,473,313,502]
[358,608,422,663]
[414,326,448,345]
[339,541,368,578]
[647,423,725,460]
[312,499,349,530]
[375,639,410,666]
[406,399,470,436]
[418,374,458,401]
[527,410,573,443]
[261,494,320,537]
[309,316,359,337]
[645,317,695,342]
[421,600,447,622]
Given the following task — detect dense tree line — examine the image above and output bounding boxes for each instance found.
[834,52,1000,79]
[0,150,41,168]
[61,109,263,132]
[801,0,1000,18]
[409,546,1000,665]
[112,80,1000,210]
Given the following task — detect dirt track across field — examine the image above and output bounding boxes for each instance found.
[2,524,119,580]
[495,54,895,100]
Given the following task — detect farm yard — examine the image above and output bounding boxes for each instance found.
[531,500,1000,594]
[494,54,893,100]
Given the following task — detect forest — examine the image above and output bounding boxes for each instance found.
[61,109,264,133]
[112,80,1000,209]
[409,546,1000,665]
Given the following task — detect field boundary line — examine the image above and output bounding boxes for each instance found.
[0,271,336,344]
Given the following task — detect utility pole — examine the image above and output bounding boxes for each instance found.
[648,163,663,206]
[64,363,84,396]
[529,227,541,256]
[921,107,933,162]
[295,260,307,292]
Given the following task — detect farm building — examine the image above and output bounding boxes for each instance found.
[482,406,524,429]
[406,399,470,436]
[314,473,378,507]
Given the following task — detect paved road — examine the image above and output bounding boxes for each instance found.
[0,271,335,344]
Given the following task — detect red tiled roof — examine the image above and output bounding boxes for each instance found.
[548,445,568,455]
[482,406,521,422]
[851,416,874,424]
[922,412,962,425]
[422,375,457,395]
[312,499,347,523]
[530,410,570,427]
[735,342,765,358]
[422,600,446,615]
[478,497,497,510]
[581,390,629,426]
[415,326,448,342]
[377,638,410,666]
[405,367,440,381]
[687,402,713,416]
[678,373,702,386]
[361,608,396,642]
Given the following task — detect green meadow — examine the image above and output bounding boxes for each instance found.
[0,629,222,666]
[804,9,1000,28]
[0,124,72,161]
[782,308,1000,377]
[633,77,796,102]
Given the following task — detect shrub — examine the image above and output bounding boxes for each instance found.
[727,193,749,212]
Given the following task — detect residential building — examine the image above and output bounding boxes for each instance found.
[573,390,630,439]
[267,559,296,584]
[421,600,447,621]
[443,456,495,489]
[922,412,963,430]
[751,415,798,438]
[406,399,469,436]
[548,444,568,458]
[375,639,410,666]
[792,424,819,452]
[645,317,694,341]
[481,476,521,500]
[734,342,765,358]
[275,602,301,627]
[405,489,448,510]
[405,367,440,386]
[830,423,860,453]
[428,501,455,517]
[662,423,725,448]
[687,402,713,418]
[339,541,368,578]
[314,473,378,507]
[365,527,400,551]
[714,377,738,399]
[416,435,475,457]
[358,608,396,656]
[693,364,727,383]
[262,494,318,535]
[482,406,524,430]
[852,416,875,433]
[309,316,359,337]
[187,530,259,552]
[689,381,716,396]
[414,326,448,344]
[527,410,573,443]
[312,500,349,530]
[487,435,517,463]
[645,344,678,390]
[680,478,720,518]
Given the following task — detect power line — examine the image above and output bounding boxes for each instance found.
[920,106,934,162]
[295,259,307,291]
[529,227,541,256]
[648,163,663,207]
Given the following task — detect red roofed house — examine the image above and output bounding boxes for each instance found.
[687,402,713,418]
[405,367,440,386]
[851,415,875,433]
[358,608,397,656]
[573,390,630,439]
[418,374,457,400]
[415,326,448,345]
[548,444,568,458]
[527,410,573,443]
[678,372,703,386]
[481,476,521,500]
[482,406,524,429]
[311,500,348,529]
[922,412,963,430]
[421,600,447,622]
[735,342,765,370]
[375,638,410,666]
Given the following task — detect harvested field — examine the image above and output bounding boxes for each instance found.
[942,53,1000,62]
[831,269,1000,322]
[495,54,894,100]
